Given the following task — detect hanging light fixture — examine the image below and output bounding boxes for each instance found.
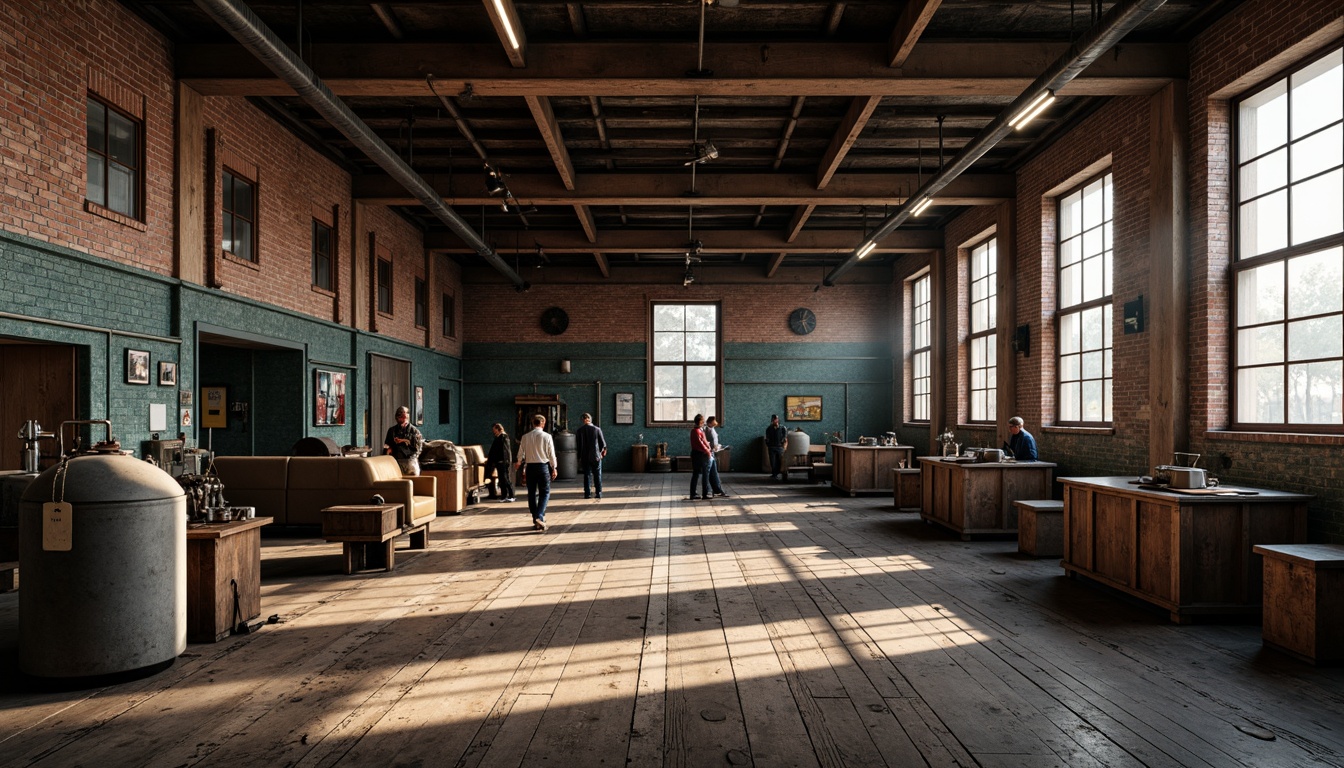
[1008,90,1056,130]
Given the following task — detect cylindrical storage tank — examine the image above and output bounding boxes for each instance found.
[20,454,186,679]
[554,429,577,480]
[784,428,811,467]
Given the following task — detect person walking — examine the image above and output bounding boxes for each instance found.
[705,415,729,498]
[514,413,558,531]
[383,405,425,475]
[574,412,607,499]
[765,414,788,481]
[486,422,515,502]
[688,414,713,500]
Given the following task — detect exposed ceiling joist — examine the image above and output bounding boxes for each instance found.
[816,95,883,189]
[574,204,598,242]
[593,252,610,278]
[525,94,577,190]
[177,41,1185,97]
[786,204,816,243]
[766,252,788,278]
[352,172,1014,207]
[888,0,943,68]
[426,228,942,254]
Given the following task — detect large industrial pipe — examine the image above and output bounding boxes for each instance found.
[192,0,529,291]
[823,0,1169,286]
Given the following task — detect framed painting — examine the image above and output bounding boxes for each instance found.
[615,392,634,425]
[126,349,150,385]
[785,395,822,421]
[414,385,425,425]
[158,361,177,387]
[315,369,347,426]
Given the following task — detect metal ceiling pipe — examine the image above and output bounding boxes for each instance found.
[192,0,529,291]
[823,0,1168,286]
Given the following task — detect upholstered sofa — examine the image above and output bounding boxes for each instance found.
[212,455,436,527]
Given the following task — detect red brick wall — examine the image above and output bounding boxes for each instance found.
[941,207,998,429]
[463,278,893,345]
[0,0,175,273]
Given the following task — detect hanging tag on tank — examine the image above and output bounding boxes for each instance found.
[42,502,73,551]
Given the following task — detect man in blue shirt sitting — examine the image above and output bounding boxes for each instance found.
[1005,416,1038,461]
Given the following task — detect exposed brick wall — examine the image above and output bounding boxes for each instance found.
[0,0,175,273]
[463,279,893,345]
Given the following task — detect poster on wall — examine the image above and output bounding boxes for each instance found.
[315,370,347,426]
[414,386,425,425]
[615,392,634,425]
[201,386,227,428]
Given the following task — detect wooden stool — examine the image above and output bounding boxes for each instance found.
[1253,544,1344,664]
[1015,500,1064,556]
[891,467,921,511]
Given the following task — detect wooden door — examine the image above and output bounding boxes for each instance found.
[0,344,76,470]
[368,354,409,454]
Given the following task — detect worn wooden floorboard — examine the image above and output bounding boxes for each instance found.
[1,475,1343,767]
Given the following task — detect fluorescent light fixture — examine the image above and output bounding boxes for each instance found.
[856,242,877,259]
[491,0,521,50]
[1008,90,1055,130]
[910,197,935,216]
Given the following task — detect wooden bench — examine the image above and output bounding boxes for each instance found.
[322,503,429,574]
[1253,544,1344,664]
[1014,499,1064,557]
[891,467,921,511]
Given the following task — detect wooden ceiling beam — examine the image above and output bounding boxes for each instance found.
[353,171,1011,206]
[425,228,942,253]
[481,0,527,68]
[816,95,882,189]
[786,204,816,243]
[524,95,577,190]
[593,252,610,278]
[574,204,598,242]
[766,253,788,278]
[178,41,1184,97]
[888,0,942,68]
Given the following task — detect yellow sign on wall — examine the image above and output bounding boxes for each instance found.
[201,386,228,429]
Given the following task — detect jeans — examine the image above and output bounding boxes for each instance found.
[707,454,724,495]
[689,452,710,497]
[581,459,603,497]
[768,447,785,478]
[525,462,552,522]
[489,461,513,498]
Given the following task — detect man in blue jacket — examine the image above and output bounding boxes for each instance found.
[1005,416,1038,461]
[575,412,607,499]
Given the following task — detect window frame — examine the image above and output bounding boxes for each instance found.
[376,256,393,315]
[414,277,427,329]
[967,236,998,423]
[442,293,456,338]
[85,94,144,221]
[222,168,258,263]
[1231,45,1344,432]
[1055,170,1114,426]
[647,301,722,427]
[910,271,932,423]
[311,218,333,291]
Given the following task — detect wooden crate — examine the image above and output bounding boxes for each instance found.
[891,468,921,511]
[322,504,400,539]
[1254,544,1344,664]
[1015,499,1064,557]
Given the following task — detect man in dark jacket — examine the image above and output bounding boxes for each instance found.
[765,414,789,481]
[574,412,607,499]
[487,422,515,502]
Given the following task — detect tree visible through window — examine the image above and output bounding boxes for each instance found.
[1057,173,1113,424]
[911,273,932,422]
[651,302,719,423]
[1234,46,1343,428]
[969,238,997,422]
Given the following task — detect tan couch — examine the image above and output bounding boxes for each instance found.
[212,455,436,527]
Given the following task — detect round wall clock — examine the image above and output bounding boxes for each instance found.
[789,307,817,335]
[541,306,569,335]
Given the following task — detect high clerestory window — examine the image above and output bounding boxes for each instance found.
[376,257,393,314]
[1233,46,1343,429]
[1057,172,1113,424]
[312,219,333,290]
[650,302,720,424]
[414,278,427,329]
[86,96,142,220]
[910,272,932,422]
[222,170,257,262]
[968,237,997,422]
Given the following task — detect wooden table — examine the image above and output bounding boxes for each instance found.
[830,443,914,495]
[186,516,273,642]
[322,503,428,574]
[919,457,1056,538]
[1253,544,1344,663]
[1060,477,1309,623]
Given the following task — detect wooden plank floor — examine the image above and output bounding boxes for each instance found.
[2,473,1343,767]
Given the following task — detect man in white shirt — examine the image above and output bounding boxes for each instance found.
[514,413,558,531]
[705,415,729,498]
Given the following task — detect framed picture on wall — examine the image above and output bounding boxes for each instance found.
[314,369,348,427]
[126,349,150,385]
[158,361,177,387]
[414,386,425,425]
[785,395,822,421]
[201,385,228,428]
[615,392,634,425]
[329,371,347,426]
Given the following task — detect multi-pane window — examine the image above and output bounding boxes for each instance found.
[969,238,998,422]
[1057,173,1113,423]
[414,278,427,328]
[1234,47,1343,428]
[86,96,141,219]
[443,293,456,338]
[222,170,256,262]
[651,302,719,423]
[376,257,392,314]
[911,273,932,422]
[312,219,333,290]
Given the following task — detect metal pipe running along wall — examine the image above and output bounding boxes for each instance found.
[823,0,1169,287]
[192,0,529,292]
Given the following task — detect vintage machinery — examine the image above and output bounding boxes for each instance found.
[144,435,210,477]
[17,420,56,473]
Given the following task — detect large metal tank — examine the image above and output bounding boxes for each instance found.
[554,429,577,480]
[20,454,186,679]
[784,428,812,467]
